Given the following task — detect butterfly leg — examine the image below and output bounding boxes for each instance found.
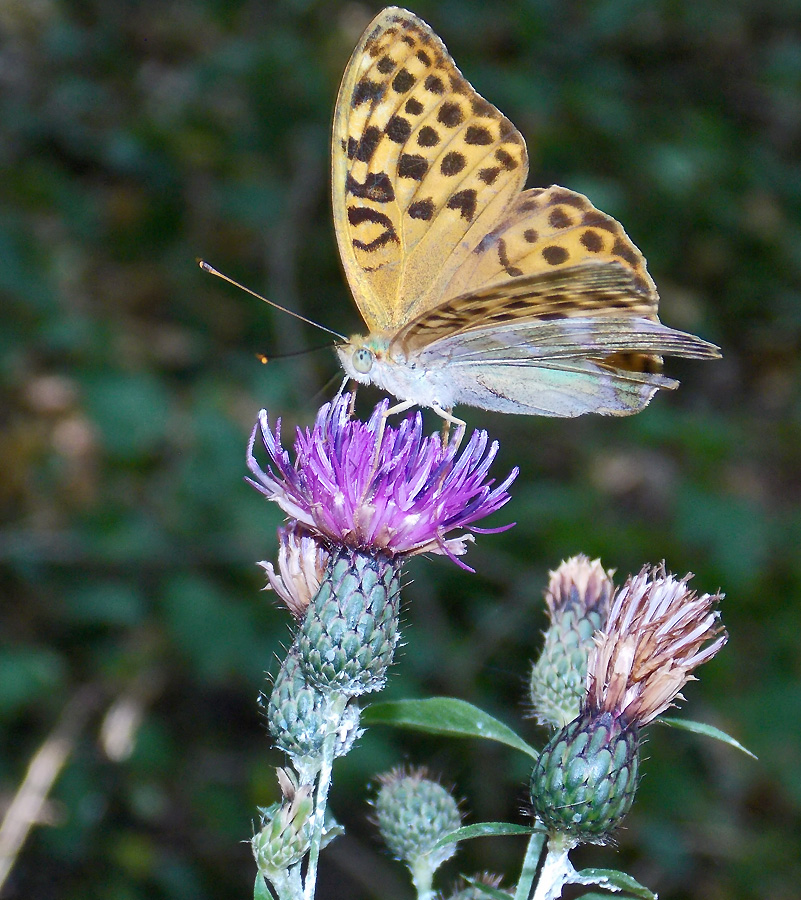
[371,399,417,467]
[340,378,357,416]
[432,405,466,450]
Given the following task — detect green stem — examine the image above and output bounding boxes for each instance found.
[258,865,301,900]
[530,834,577,900]
[302,695,346,900]
[513,829,546,900]
[410,857,435,900]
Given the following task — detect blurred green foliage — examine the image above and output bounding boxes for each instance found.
[1,0,799,898]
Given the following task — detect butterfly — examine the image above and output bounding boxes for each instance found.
[332,7,719,427]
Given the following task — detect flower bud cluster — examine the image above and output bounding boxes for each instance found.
[530,561,726,843]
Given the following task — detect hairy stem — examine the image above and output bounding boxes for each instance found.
[302,695,346,900]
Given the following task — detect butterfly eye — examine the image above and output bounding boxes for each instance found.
[352,347,374,374]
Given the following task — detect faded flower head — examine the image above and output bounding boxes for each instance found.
[259,522,329,618]
[247,394,516,570]
[586,564,727,727]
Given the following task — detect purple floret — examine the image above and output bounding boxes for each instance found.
[247,394,516,570]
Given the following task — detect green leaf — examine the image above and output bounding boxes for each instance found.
[575,868,657,899]
[658,717,757,759]
[462,876,516,900]
[437,822,540,845]
[254,873,272,900]
[362,698,539,759]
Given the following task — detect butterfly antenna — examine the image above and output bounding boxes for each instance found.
[198,259,347,341]
[256,343,335,363]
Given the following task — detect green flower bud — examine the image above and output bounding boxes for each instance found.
[297,547,401,697]
[530,556,613,728]
[530,711,639,842]
[374,769,461,876]
[264,648,361,780]
[252,778,313,874]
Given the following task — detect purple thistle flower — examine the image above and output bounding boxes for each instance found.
[247,394,517,571]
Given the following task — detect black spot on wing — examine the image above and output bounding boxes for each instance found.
[441,151,466,176]
[471,96,495,117]
[408,198,435,220]
[398,154,428,180]
[417,125,440,147]
[447,189,478,220]
[352,79,384,108]
[355,126,382,162]
[437,101,464,127]
[498,238,523,277]
[392,69,415,93]
[346,172,395,203]
[548,207,574,229]
[495,148,518,170]
[385,116,412,143]
[580,230,603,252]
[549,189,588,208]
[465,125,493,145]
[542,245,569,265]
[348,206,399,252]
[424,74,445,94]
[611,239,639,266]
[581,210,618,233]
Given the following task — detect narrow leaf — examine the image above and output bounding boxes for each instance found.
[463,876,516,900]
[437,822,539,845]
[363,698,539,759]
[254,874,273,900]
[575,868,657,899]
[659,717,756,758]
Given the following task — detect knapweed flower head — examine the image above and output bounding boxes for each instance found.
[586,563,727,727]
[247,394,517,571]
[259,522,329,618]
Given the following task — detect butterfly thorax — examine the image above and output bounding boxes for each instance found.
[337,333,459,410]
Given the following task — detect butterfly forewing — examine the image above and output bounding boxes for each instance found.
[332,7,528,333]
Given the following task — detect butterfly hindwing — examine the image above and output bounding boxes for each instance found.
[392,261,655,354]
[440,185,659,306]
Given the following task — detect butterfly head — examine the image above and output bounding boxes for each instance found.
[337,334,393,386]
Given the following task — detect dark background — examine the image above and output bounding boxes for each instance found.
[2,1,799,898]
